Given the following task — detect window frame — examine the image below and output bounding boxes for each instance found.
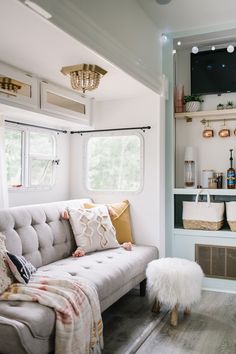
[5,124,57,191]
[84,131,144,194]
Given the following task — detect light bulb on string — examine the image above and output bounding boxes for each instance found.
[227,45,234,53]
[161,34,168,43]
[191,46,199,54]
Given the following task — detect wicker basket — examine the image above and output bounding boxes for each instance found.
[226,202,236,231]
[183,190,224,231]
[183,219,224,231]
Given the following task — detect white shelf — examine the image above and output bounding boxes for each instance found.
[173,188,236,196]
[175,108,236,120]
[174,228,236,239]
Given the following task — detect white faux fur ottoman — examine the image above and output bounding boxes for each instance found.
[146,258,204,326]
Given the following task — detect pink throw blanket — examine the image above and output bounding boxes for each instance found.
[0,273,103,354]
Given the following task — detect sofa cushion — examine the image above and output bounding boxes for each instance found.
[68,206,119,253]
[0,301,55,339]
[38,245,158,307]
[0,301,55,354]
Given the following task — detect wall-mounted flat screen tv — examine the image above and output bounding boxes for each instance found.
[191,48,236,95]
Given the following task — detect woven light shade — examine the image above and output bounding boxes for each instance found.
[61,64,107,93]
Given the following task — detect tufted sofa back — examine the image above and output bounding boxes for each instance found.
[0,199,91,268]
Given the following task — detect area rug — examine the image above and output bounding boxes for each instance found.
[102,287,168,354]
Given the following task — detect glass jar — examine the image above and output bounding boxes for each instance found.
[208,177,217,189]
[216,173,223,189]
[184,161,195,188]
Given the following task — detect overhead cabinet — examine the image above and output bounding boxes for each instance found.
[0,62,92,126]
[0,61,39,109]
[40,82,91,125]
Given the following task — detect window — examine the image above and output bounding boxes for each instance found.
[5,127,56,189]
[5,129,22,187]
[86,134,143,192]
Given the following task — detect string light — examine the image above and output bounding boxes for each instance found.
[227,45,235,53]
[161,34,168,43]
[191,46,199,54]
[175,41,236,54]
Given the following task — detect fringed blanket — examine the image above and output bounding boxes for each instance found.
[0,273,103,354]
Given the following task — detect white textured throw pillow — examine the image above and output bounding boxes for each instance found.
[0,233,13,294]
[68,206,119,252]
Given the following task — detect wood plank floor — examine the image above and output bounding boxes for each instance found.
[137,291,236,354]
[102,289,236,354]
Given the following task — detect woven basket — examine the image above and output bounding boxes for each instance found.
[183,219,224,231]
[226,202,236,231]
[183,190,224,231]
[228,221,236,232]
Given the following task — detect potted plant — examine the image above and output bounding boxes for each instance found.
[184,95,204,112]
[217,103,224,110]
[226,101,234,109]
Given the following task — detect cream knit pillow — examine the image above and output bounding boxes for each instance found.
[68,205,119,253]
[0,233,13,294]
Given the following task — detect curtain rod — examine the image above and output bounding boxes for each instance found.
[5,120,68,134]
[70,126,151,135]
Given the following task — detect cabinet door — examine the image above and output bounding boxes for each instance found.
[40,82,92,125]
[0,62,39,109]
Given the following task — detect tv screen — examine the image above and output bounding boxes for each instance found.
[191,48,236,95]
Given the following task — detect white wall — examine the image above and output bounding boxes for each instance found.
[9,131,70,207]
[70,93,163,252]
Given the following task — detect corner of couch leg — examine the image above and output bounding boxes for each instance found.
[140,278,147,297]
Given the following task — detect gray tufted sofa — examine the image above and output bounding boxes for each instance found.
[0,199,158,354]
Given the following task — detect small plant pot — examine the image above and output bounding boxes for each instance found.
[185,101,201,112]
[226,105,234,109]
[217,105,224,110]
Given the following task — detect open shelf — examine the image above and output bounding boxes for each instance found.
[175,108,236,120]
[174,227,236,239]
[173,188,236,196]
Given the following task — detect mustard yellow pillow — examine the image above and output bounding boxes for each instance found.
[83,200,133,244]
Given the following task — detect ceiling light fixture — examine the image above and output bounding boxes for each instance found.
[172,49,177,54]
[227,45,235,53]
[177,41,181,46]
[61,64,107,94]
[0,77,21,96]
[211,46,216,51]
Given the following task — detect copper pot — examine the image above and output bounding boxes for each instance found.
[219,128,230,137]
[202,129,214,138]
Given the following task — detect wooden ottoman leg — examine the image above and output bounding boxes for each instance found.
[184,307,191,315]
[170,305,178,327]
[152,299,161,313]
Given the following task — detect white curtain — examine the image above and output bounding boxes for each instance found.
[0,115,9,208]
